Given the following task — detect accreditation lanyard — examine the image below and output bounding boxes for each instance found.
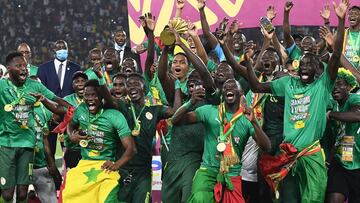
[218,103,244,142]
[129,102,145,127]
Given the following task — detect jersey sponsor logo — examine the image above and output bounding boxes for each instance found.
[234,136,240,144]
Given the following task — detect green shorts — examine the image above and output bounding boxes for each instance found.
[0,146,34,189]
[118,168,152,203]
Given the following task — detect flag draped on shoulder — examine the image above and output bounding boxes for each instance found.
[62,160,120,203]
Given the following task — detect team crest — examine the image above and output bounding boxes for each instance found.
[145,112,153,120]
[234,137,240,144]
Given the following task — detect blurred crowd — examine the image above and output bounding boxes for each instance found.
[0,0,128,67]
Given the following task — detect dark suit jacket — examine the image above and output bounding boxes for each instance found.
[37,60,81,98]
[122,46,142,73]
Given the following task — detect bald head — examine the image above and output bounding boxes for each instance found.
[17,43,31,62]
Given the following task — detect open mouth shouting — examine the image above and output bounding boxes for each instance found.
[87,101,98,113]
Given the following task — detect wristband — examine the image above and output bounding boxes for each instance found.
[99,77,106,86]
[175,79,181,90]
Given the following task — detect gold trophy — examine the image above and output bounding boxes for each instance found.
[160,18,188,46]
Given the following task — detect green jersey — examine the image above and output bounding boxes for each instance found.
[195,105,255,176]
[144,72,168,105]
[270,68,334,150]
[344,30,360,68]
[28,64,38,77]
[33,105,52,168]
[71,103,131,161]
[117,101,168,169]
[288,44,302,61]
[84,68,99,81]
[207,59,217,73]
[63,93,84,150]
[167,103,205,162]
[0,78,55,148]
[335,93,360,170]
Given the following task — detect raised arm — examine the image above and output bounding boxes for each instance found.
[283,1,295,48]
[171,88,204,125]
[317,4,332,53]
[141,13,156,81]
[163,81,183,118]
[217,30,248,78]
[254,28,273,71]
[245,55,272,93]
[173,30,216,92]
[328,0,349,81]
[244,108,271,152]
[188,22,209,65]
[266,5,287,64]
[198,0,218,49]
[175,0,185,18]
[158,46,176,102]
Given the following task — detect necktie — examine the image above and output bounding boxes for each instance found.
[119,49,123,64]
[58,63,63,88]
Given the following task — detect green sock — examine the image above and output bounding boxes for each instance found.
[0,196,12,203]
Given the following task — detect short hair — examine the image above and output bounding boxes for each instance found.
[6,52,24,66]
[263,47,281,62]
[224,78,242,90]
[126,73,145,85]
[112,72,127,82]
[173,53,190,65]
[88,48,102,57]
[349,5,360,11]
[122,57,139,72]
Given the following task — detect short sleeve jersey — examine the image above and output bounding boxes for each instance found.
[71,103,131,161]
[335,93,360,170]
[195,105,255,176]
[33,105,52,168]
[270,68,334,150]
[0,78,55,148]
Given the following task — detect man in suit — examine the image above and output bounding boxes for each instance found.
[113,28,142,73]
[37,40,81,160]
[17,42,38,78]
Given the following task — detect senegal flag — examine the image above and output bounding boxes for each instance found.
[62,160,120,203]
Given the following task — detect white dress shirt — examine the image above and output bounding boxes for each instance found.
[54,59,67,89]
[115,43,126,65]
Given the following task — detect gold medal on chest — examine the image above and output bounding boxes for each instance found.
[4,104,13,112]
[217,142,226,152]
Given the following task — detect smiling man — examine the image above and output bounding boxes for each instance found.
[245,1,348,202]
[172,79,271,203]
[113,73,181,203]
[64,79,136,203]
[0,52,71,203]
[326,68,360,203]
[343,5,360,68]
[63,71,88,168]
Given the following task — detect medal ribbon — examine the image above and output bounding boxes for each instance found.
[33,104,49,130]
[129,100,146,132]
[101,66,112,85]
[75,95,83,105]
[218,103,244,142]
[7,79,26,107]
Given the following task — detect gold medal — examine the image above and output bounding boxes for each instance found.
[20,124,28,129]
[34,101,41,107]
[42,127,50,135]
[292,60,300,69]
[217,142,226,152]
[132,129,140,136]
[19,98,25,105]
[4,104,13,112]
[79,139,89,148]
[35,145,40,153]
[353,55,359,63]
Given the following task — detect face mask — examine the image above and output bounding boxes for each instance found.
[55,49,68,61]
